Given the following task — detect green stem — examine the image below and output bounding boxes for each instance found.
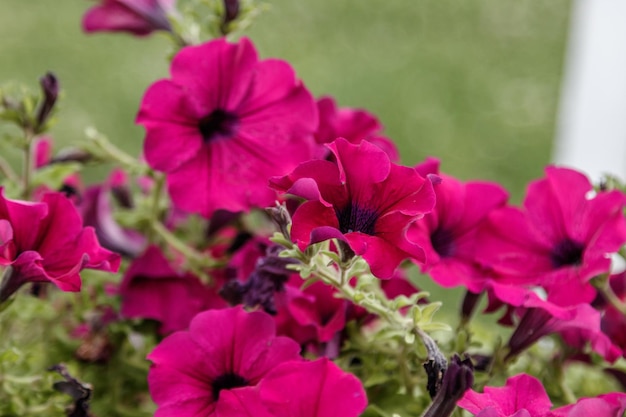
[147,173,165,244]
[151,221,216,268]
[21,129,34,199]
[0,155,18,184]
[85,128,148,175]
[554,354,577,404]
[398,344,415,395]
[599,282,626,315]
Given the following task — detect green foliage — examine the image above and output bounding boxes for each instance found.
[0,269,159,417]
[0,346,66,416]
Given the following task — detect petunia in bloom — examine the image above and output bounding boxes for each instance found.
[270,138,435,279]
[79,169,146,258]
[552,392,626,417]
[275,275,348,354]
[485,282,621,363]
[147,306,302,417]
[0,190,120,302]
[137,37,318,217]
[82,0,175,36]
[315,96,399,162]
[408,158,508,292]
[119,245,226,335]
[475,166,626,306]
[458,373,554,417]
[595,272,626,359]
[259,358,367,417]
[460,373,626,417]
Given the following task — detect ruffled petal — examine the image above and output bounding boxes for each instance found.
[260,359,367,417]
[170,38,257,111]
[138,80,204,172]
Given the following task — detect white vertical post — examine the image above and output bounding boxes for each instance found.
[554,0,626,183]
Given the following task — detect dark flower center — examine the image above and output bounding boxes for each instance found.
[336,203,378,235]
[550,238,584,268]
[198,109,239,143]
[430,227,455,258]
[211,372,249,401]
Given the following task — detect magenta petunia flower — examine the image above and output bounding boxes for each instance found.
[0,190,120,302]
[119,245,226,335]
[277,275,348,349]
[475,166,626,306]
[315,96,399,162]
[82,0,175,36]
[79,169,146,258]
[270,138,435,279]
[595,272,626,359]
[460,374,626,417]
[552,392,626,417]
[485,283,621,363]
[259,358,367,417]
[137,37,318,217]
[458,373,554,417]
[408,158,508,292]
[147,306,302,417]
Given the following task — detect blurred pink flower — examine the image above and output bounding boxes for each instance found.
[586,271,626,360]
[271,138,435,279]
[276,276,348,350]
[486,283,621,363]
[0,190,120,302]
[552,392,626,417]
[147,307,301,417]
[409,158,508,292]
[475,166,626,306]
[259,358,367,417]
[460,373,626,417]
[137,37,318,217]
[119,245,226,335]
[82,0,175,36]
[79,169,146,258]
[315,96,399,162]
[458,374,553,417]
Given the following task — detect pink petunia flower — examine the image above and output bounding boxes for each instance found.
[82,0,175,36]
[408,158,508,292]
[276,275,348,354]
[485,282,621,363]
[270,138,435,279]
[0,190,120,302]
[458,373,554,417]
[147,306,302,417]
[137,37,318,217]
[596,272,626,359]
[315,96,399,162]
[119,245,226,335]
[475,166,626,306]
[79,169,147,258]
[460,373,626,417]
[259,358,367,417]
[552,392,626,417]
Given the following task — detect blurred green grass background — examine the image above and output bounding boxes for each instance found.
[0,0,571,201]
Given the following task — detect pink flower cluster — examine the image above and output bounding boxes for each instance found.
[148,307,367,417]
[0,189,119,302]
[51,10,626,415]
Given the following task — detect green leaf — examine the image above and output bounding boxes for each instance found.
[31,162,81,190]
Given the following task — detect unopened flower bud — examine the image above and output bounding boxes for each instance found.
[35,72,59,131]
[266,203,292,240]
[423,355,474,417]
[224,0,239,23]
[220,0,240,34]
